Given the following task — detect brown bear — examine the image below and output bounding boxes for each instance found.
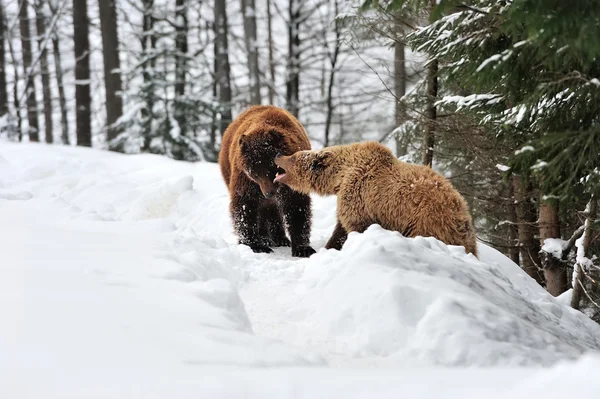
[274,141,478,256]
[219,105,316,257]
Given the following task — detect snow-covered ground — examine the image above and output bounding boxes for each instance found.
[1,142,600,398]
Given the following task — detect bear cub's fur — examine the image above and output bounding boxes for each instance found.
[219,105,316,257]
[274,141,477,256]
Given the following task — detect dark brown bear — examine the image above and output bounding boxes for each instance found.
[219,105,316,257]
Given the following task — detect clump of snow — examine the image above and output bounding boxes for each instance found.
[1,143,600,397]
[542,238,566,260]
[515,145,535,155]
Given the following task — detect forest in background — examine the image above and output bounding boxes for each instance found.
[1,0,600,323]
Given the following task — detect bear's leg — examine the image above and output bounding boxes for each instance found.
[259,201,290,247]
[277,186,316,258]
[325,220,348,250]
[231,179,273,254]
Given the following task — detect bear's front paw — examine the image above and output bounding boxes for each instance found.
[271,236,291,247]
[291,245,316,258]
[241,241,274,254]
[250,244,274,254]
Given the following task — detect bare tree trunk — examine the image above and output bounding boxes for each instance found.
[286,0,301,117]
[506,178,520,264]
[52,34,68,144]
[571,198,596,310]
[19,0,40,141]
[513,176,544,285]
[266,0,276,104]
[98,0,123,143]
[539,200,567,296]
[46,0,68,144]
[7,25,23,139]
[393,12,407,157]
[241,0,260,105]
[73,0,91,147]
[0,2,8,117]
[174,0,187,135]
[34,0,53,144]
[323,0,340,147]
[214,0,232,132]
[211,40,218,150]
[140,0,155,151]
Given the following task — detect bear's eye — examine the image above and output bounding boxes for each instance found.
[310,157,326,172]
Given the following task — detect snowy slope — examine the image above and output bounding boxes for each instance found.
[1,142,600,398]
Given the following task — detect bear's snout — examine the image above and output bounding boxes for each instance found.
[258,178,278,199]
[274,154,294,171]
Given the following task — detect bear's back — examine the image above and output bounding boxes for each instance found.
[368,159,477,255]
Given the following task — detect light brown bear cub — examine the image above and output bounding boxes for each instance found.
[274,141,478,256]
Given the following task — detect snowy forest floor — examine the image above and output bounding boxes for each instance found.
[1,142,600,398]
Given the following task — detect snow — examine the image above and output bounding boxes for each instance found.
[1,143,600,398]
[437,93,502,110]
[542,238,566,260]
[515,145,535,155]
[496,163,510,172]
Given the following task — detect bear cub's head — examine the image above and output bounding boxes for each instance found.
[239,130,287,199]
[274,149,339,196]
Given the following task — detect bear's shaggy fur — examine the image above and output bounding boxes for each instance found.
[219,105,315,257]
[274,141,478,256]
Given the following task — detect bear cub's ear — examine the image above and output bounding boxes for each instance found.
[310,152,330,172]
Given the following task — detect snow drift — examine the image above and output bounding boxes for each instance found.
[1,142,600,397]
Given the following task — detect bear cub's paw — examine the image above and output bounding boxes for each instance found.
[292,245,316,258]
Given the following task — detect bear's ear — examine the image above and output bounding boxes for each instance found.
[268,130,283,144]
[239,135,248,151]
[310,152,330,172]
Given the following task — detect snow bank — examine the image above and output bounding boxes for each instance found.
[1,142,600,397]
[278,226,599,366]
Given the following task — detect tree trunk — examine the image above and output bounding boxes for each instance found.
[174,0,188,135]
[98,0,123,143]
[0,2,8,117]
[73,0,91,147]
[422,58,437,167]
[513,176,544,285]
[7,24,23,140]
[19,0,40,141]
[52,33,68,144]
[34,0,53,144]
[214,0,232,132]
[571,198,596,310]
[422,0,439,167]
[47,0,68,144]
[393,12,407,157]
[266,0,276,104]
[140,0,155,151]
[211,40,218,151]
[323,0,340,147]
[506,178,520,264]
[286,0,301,117]
[241,0,261,105]
[539,200,567,296]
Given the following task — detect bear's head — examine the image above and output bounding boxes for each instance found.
[274,149,339,195]
[239,130,287,199]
